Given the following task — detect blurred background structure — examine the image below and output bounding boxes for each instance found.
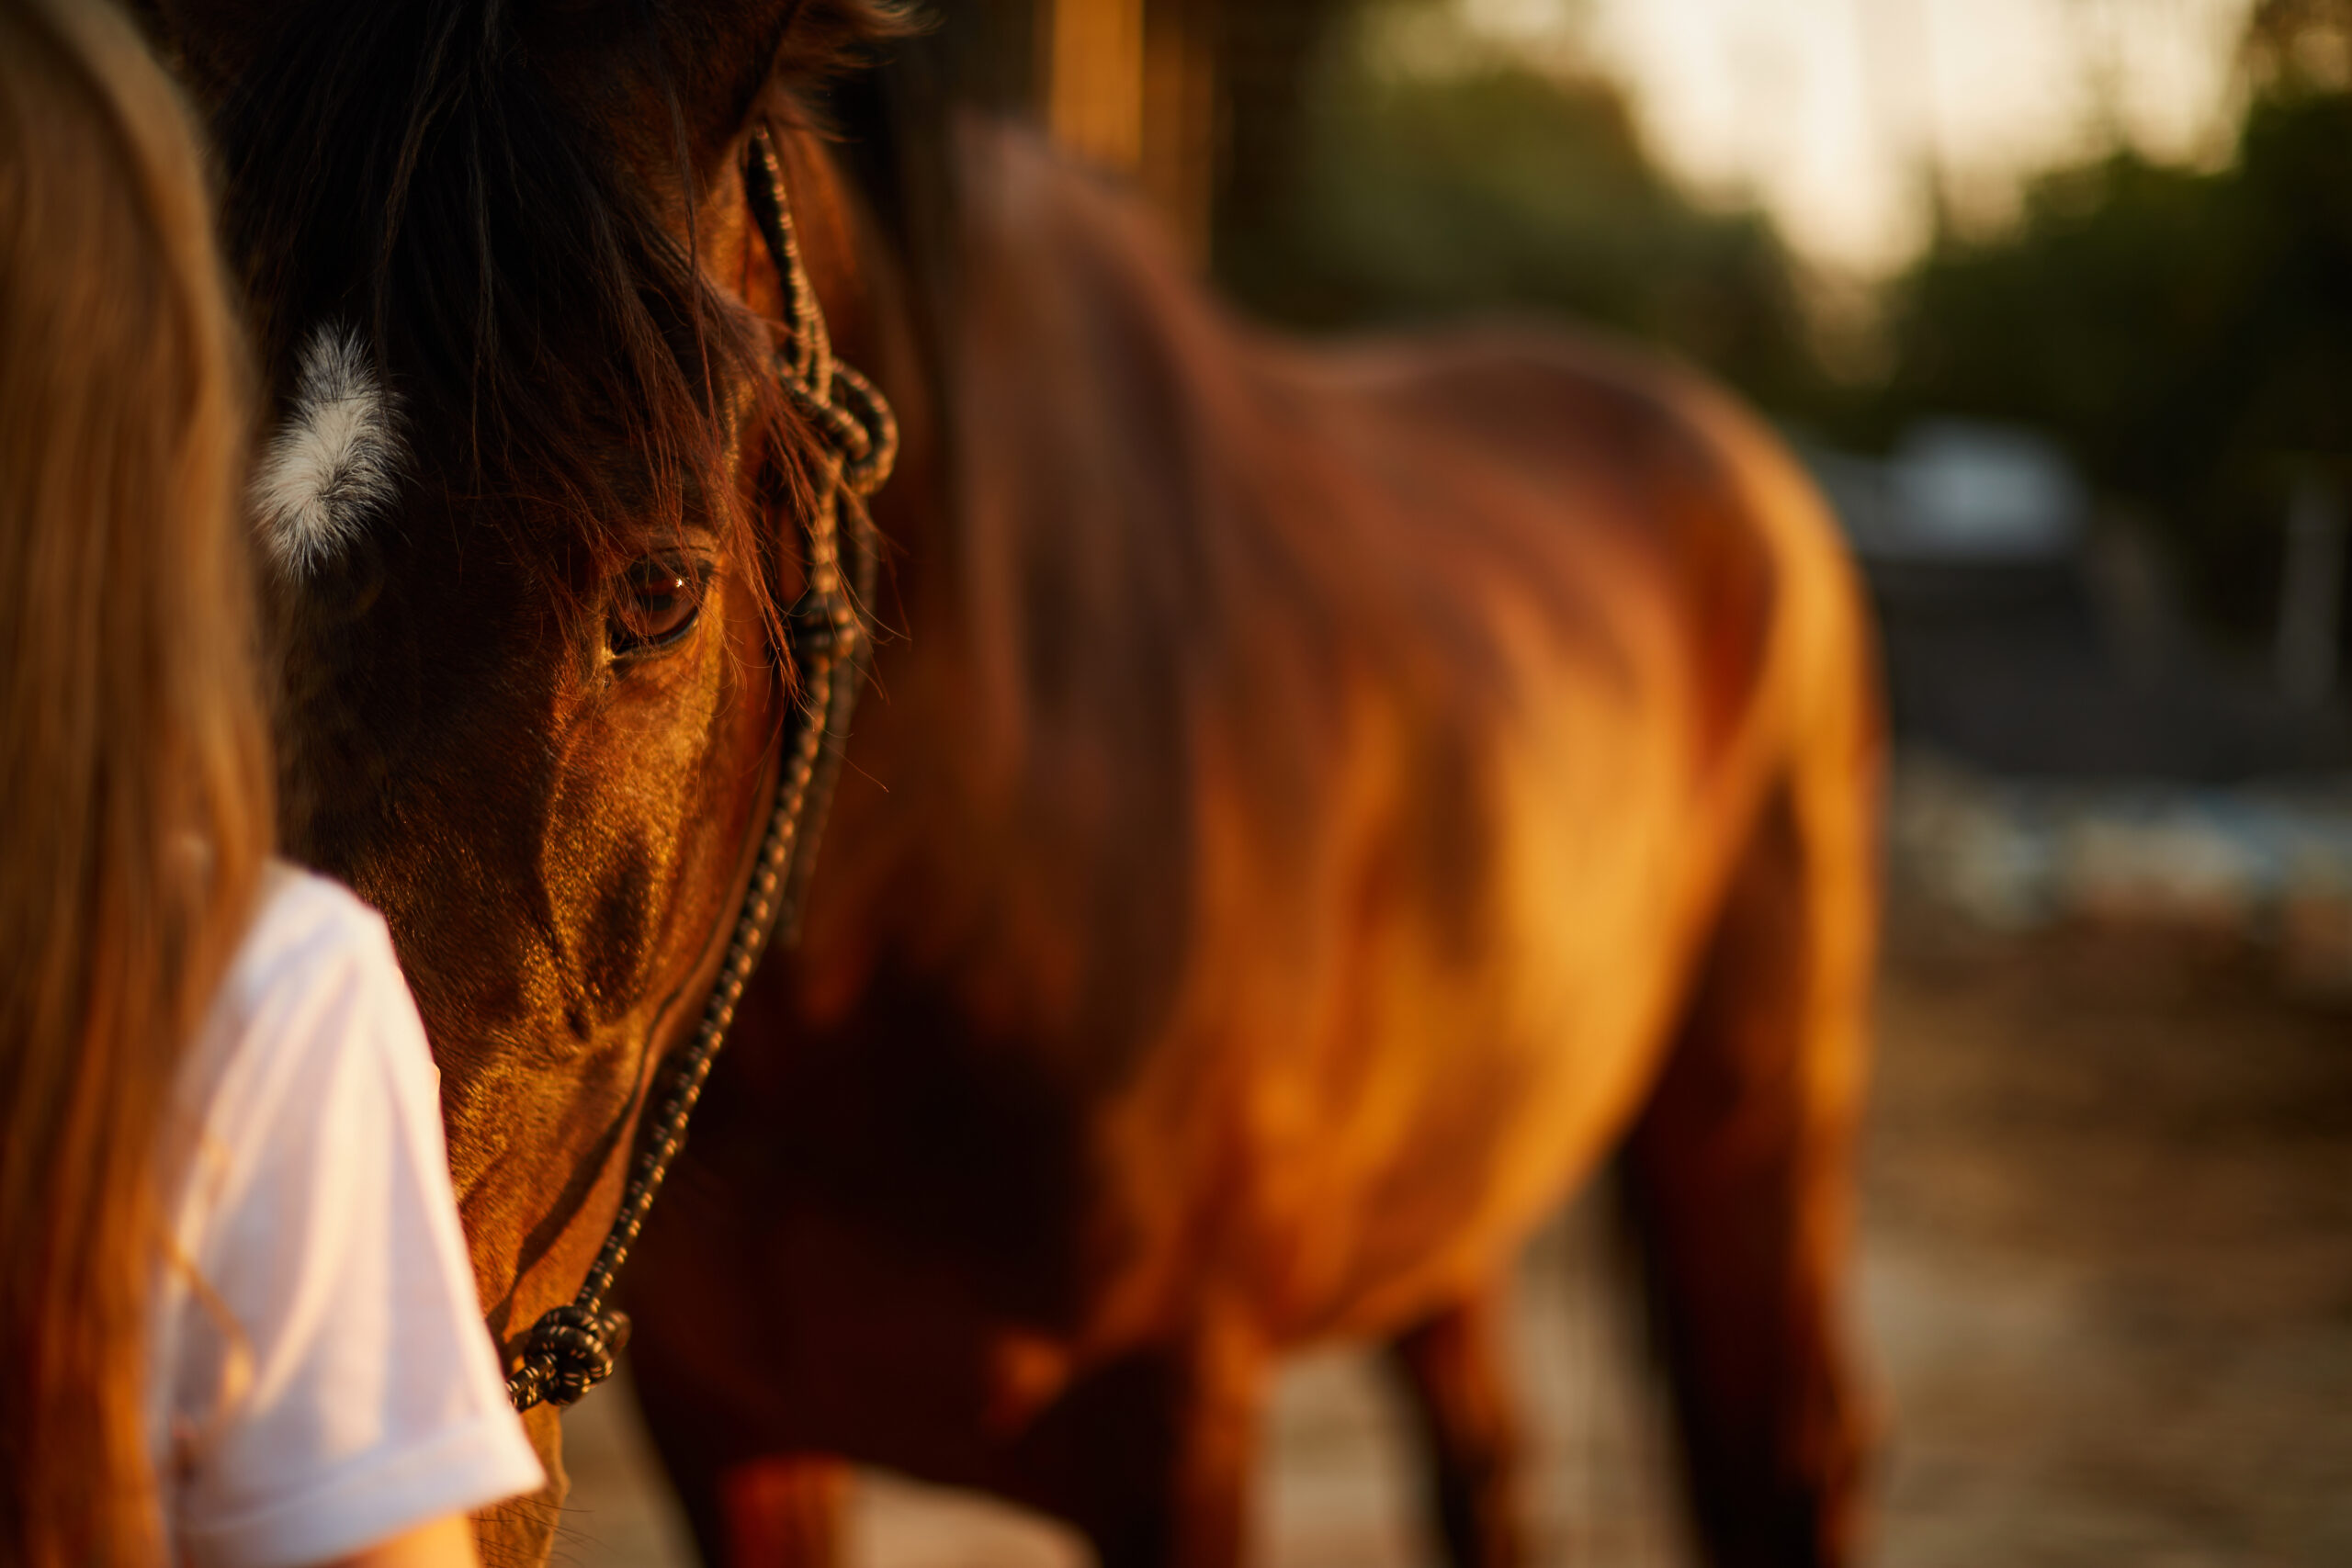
[942,0,2352,953]
[978,0,2352,764]
[559,3,2352,1562]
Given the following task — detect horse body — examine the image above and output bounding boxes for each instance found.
[625,124,1877,1567]
[150,2,1875,1561]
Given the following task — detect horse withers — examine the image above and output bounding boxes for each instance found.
[149,2,1880,1563]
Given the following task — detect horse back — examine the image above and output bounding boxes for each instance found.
[1170,321,1868,1337]
[788,124,1871,1362]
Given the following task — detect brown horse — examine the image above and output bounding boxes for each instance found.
[148,3,1879,1564]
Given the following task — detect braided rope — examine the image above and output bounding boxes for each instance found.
[506,127,894,1413]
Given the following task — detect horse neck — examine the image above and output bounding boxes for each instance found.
[769,126,941,592]
[775,120,1367,1066]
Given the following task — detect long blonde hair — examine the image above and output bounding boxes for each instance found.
[0,0,271,1561]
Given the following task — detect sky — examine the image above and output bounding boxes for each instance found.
[1422,0,2259,277]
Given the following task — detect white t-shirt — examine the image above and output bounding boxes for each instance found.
[148,865,544,1568]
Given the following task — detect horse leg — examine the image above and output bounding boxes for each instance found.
[1386,1284,1525,1568]
[1017,1322,1265,1568]
[628,1359,848,1568]
[1620,755,1876,1567]
[717,1457,852,1568]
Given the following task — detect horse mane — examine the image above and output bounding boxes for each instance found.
[199,0,910,597]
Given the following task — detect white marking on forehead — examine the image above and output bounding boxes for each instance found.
[251,323,402,575]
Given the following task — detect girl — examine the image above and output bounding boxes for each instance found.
[0,2,543,1562]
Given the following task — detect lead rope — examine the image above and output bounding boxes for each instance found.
[505,126,896,1413]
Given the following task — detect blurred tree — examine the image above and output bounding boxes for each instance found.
[1872,0,2352,640]
[917,0,1815,410]
[1213,0,1352,267]
[913,0,1342,261]
[1210,9,1828,421]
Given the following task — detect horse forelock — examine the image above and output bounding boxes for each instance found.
[203,0,904,597]
[251,322,403,576]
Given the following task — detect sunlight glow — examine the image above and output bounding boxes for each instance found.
[1438,0,2257,276]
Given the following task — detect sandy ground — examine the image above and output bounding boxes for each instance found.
[546,908,2352,1567]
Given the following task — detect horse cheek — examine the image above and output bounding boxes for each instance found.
[475,1401,567,1565]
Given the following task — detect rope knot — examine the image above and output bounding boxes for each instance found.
[506,1303,632,1411]
[498,123,888,1421]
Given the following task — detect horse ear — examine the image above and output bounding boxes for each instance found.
[133,1,908,164]
[124,0,272,109]
[664,0,910,191]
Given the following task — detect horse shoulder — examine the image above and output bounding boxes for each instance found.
[1335,322,1860,793]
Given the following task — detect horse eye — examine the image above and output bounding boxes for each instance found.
[609,558,704,654]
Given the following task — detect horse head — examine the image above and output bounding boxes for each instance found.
[141,0,911,1553]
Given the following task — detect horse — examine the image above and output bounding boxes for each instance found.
[146,3,1881,1564]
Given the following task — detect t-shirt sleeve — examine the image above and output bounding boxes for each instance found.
[167,887,544,1568]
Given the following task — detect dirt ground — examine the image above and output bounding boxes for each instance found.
[548,903,2352,1567]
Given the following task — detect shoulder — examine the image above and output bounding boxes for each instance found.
[161,869,547,1560]
[184,863,432,1153]
[222,863,402,1003]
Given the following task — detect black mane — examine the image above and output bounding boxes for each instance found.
[205,0,908,592]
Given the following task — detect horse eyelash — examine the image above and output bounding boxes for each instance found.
[251,323,404,576]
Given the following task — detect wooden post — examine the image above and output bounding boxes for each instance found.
[2278,465,2347,706]
[1142,0,1217,261]
[1044,0,1147,174]
[1042,0,1218,261]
